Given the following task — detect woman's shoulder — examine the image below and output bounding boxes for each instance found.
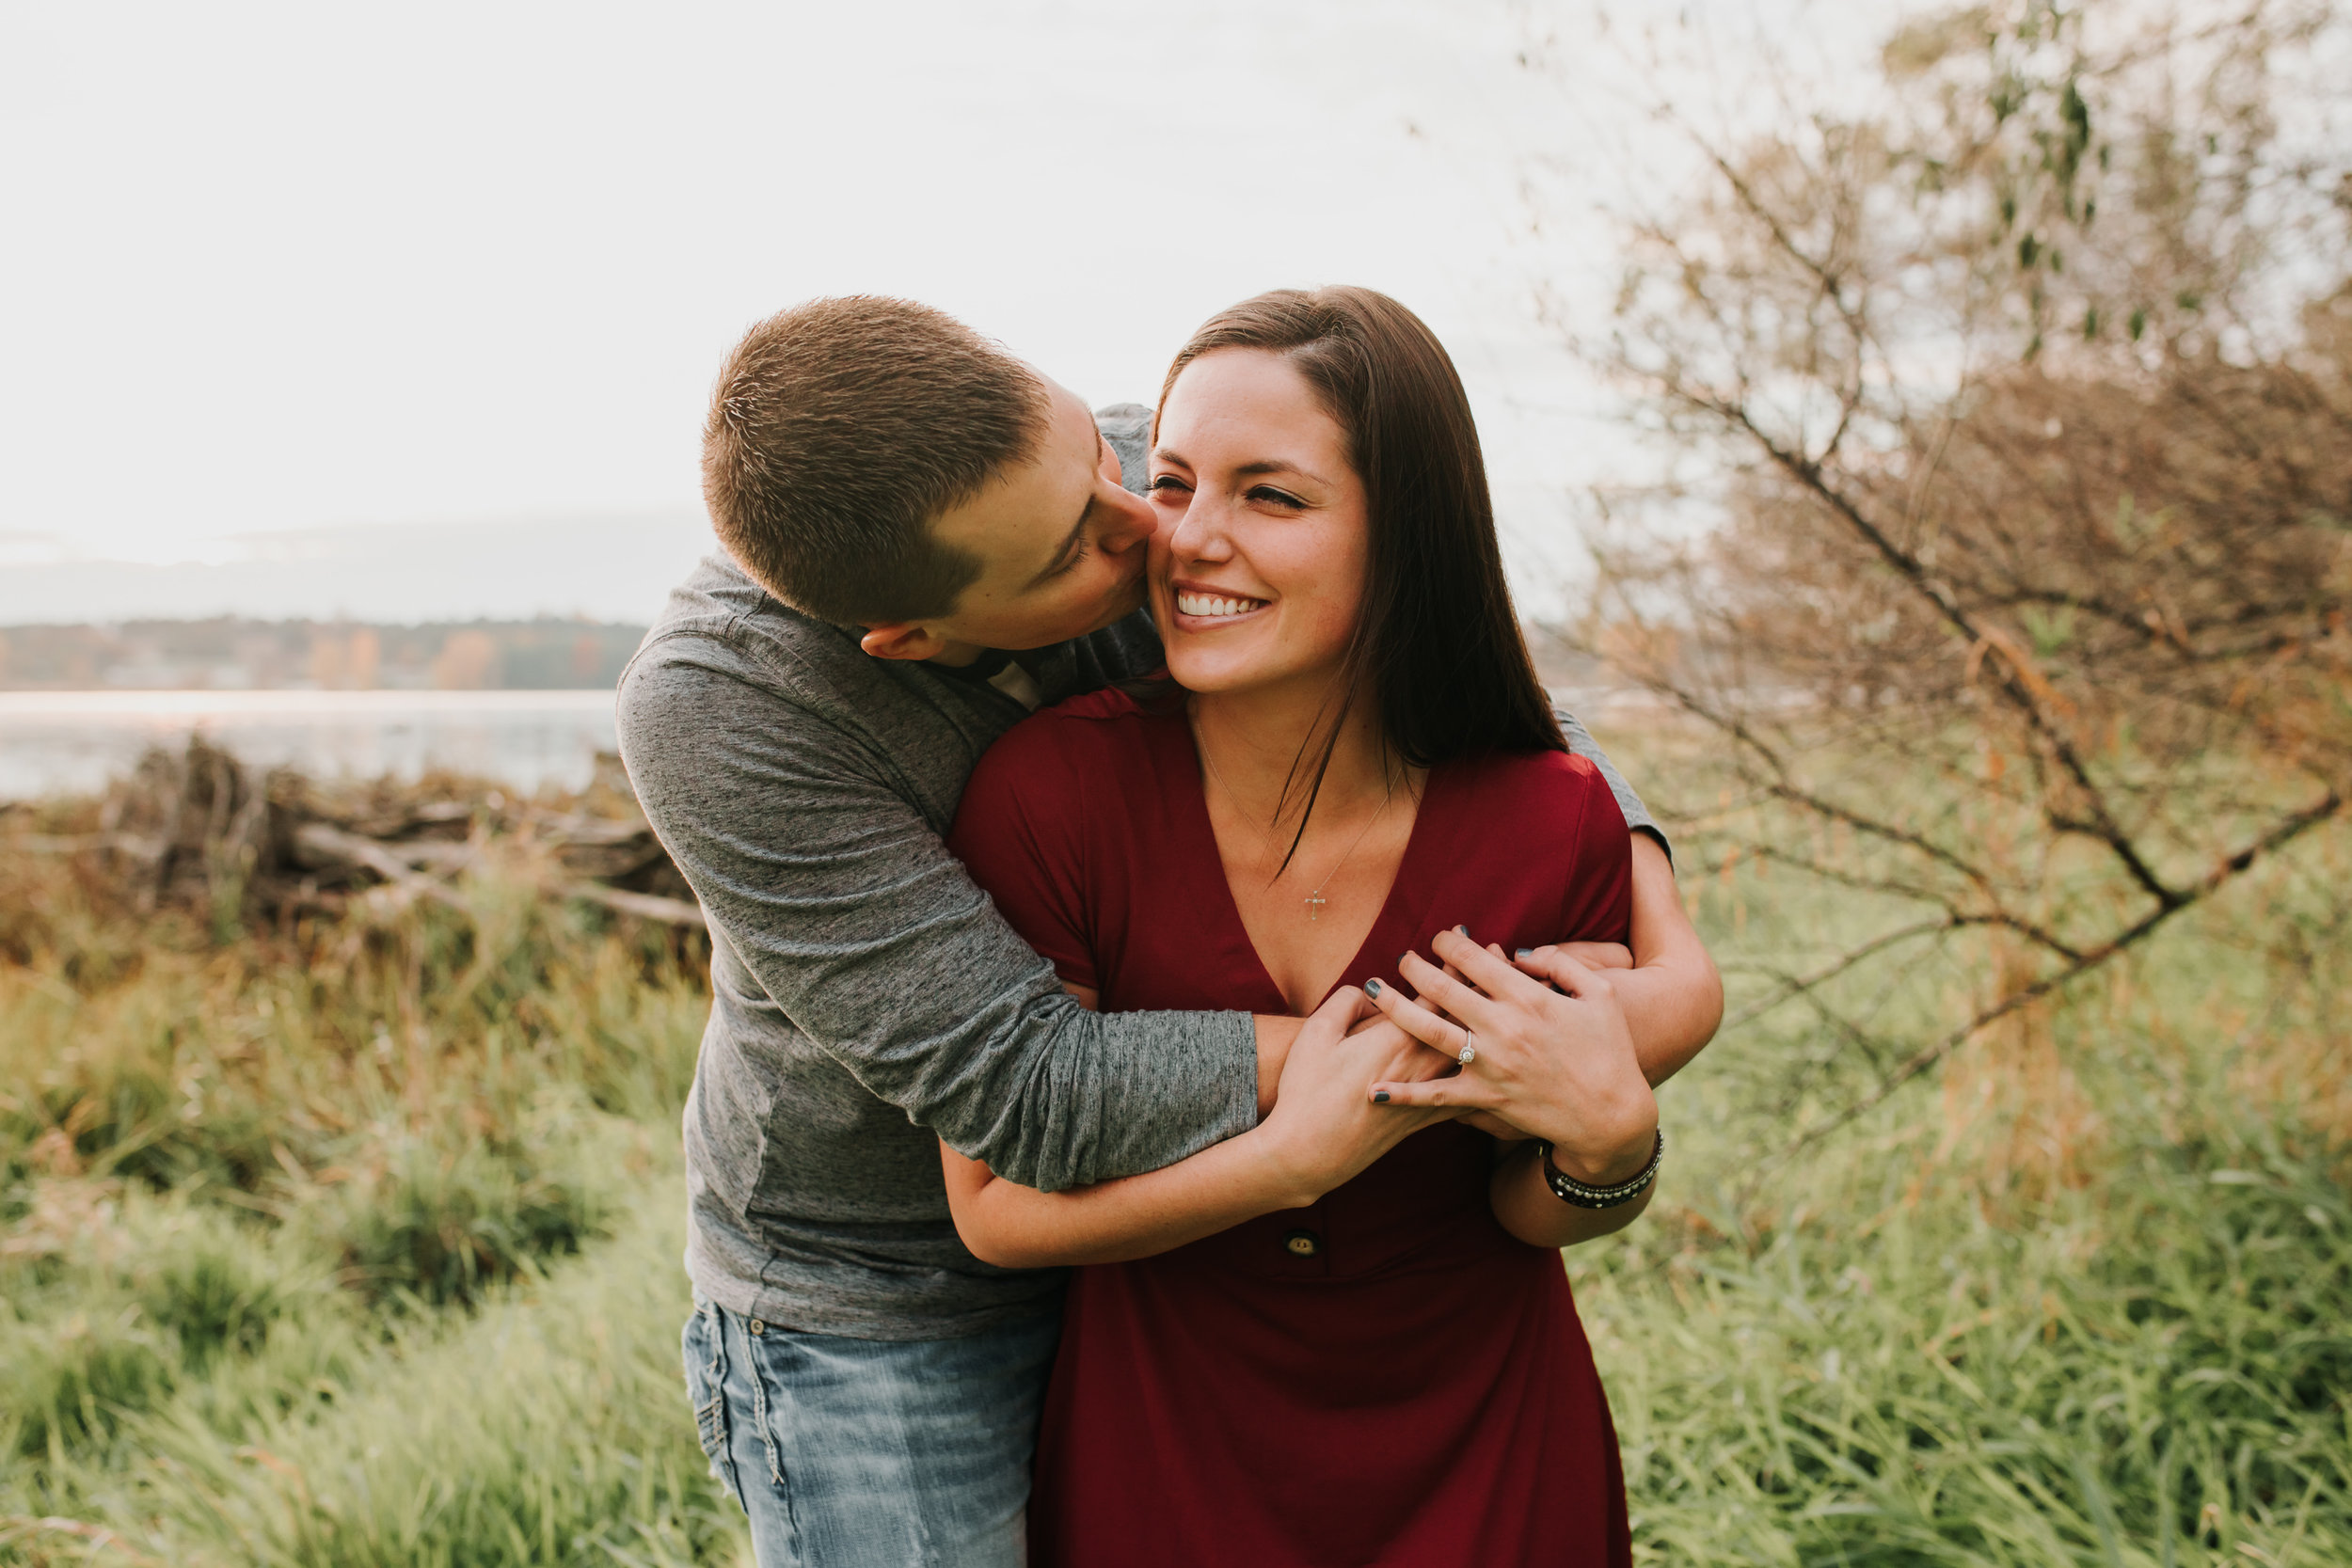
[1031,683,1164,730]
[991,685,1166,761]
[1446,746,1623,818]
[1436,748,1629,869]
[962,686,1169,807]
[1433,748,1632,937]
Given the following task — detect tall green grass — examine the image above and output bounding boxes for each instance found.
[2,766,2344,1565]
[2,781,732,1564]
[1581,793,2352,1566]
[1585,1101,2348,1565]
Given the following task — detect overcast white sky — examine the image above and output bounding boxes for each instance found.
[0,0,1849,625]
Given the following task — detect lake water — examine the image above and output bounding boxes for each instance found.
[0,689,619,801]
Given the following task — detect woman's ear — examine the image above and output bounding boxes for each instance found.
[860,623,950,662]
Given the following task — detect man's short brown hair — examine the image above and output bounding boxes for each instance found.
[702,297,1050,625]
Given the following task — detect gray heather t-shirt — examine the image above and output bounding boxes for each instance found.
[615,404,1659,1340]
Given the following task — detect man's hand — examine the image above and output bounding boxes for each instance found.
[1346,1005,1456,1080]
[1255,988,1462,1116]
[1255,988,1455,1204]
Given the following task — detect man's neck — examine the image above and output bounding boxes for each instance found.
[921,640,987,669]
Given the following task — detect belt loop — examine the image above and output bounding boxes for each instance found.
[739,1309,785,1486]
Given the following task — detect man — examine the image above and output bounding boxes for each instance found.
[617,296,1718,1567]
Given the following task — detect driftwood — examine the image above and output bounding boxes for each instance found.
[13,738,704,931]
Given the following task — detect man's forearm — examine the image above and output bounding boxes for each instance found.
[1620,834,1723,1084]
[620,652,1268,1193]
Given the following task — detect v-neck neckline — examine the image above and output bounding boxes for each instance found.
[1154,709,1451,1018]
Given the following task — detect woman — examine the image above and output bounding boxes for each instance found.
[943,288,1664,1566]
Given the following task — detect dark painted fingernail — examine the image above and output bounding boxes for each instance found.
[1454,924,1469,937]
[1516,948,1534,960]
[1397,952,1412,969]
[1364,977,1384,998]
[1373,1090,1391,1103]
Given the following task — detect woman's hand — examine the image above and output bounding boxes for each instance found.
[1363,929,1657,1187]
[1256,985,1455,1205]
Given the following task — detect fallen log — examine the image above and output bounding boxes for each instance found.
[566,882,706,928]
[293,821,474,883]
[294,822,471,915]
[12,832,167,858]
[11,738,702,940]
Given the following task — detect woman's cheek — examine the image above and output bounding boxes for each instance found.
[1295,541,1368,663]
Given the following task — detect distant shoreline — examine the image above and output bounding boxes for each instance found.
[0,687,623,801]
[0,689,619,715]
[0,616,648,693]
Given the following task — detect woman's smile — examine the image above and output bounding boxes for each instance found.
[1171,581,1273,628]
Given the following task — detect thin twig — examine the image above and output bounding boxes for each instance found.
[1765,784,2344,1164]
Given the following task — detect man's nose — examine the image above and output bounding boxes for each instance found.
[1102,486,1155,553]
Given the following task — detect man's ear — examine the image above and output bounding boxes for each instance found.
[859,623,950,662]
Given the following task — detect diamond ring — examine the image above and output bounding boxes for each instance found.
[1456,1033,1476,1068]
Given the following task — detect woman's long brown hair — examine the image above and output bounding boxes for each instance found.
[1156,286,1565,869]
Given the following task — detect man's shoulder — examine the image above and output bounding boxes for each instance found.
[620,553,872,713]
[1094,402,1153,494]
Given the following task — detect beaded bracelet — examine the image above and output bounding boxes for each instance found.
[1538,1128,1665,1209]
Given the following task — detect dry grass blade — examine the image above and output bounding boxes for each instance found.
[0,1515,167,1565]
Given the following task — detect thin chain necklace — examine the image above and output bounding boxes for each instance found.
[1192,720,1395,922]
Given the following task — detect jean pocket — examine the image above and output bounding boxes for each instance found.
[682,1310,744,1507]
[695,1392,742,1502]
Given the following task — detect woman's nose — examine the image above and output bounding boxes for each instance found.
[1166,490,1233,562]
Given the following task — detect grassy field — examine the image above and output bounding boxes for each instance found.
[2,757,2345,1567]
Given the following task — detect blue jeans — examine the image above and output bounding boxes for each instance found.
[682,1300,1062,1568]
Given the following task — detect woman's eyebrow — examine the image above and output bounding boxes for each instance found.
[1152,448,1320,485]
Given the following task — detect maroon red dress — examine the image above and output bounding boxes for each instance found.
[947,689,1635,1568]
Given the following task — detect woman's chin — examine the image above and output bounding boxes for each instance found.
[1166,661,1247,695]
[1167,651,1332,698]
[1164,617,1348,697]
[1165,650,1263,695]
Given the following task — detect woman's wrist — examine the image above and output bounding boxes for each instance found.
[1237,1121,1331,1212]
[1542,1101,1660,1187]
[1539,1128,1665,1209]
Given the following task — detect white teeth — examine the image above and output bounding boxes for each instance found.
[1176,592,1265,619]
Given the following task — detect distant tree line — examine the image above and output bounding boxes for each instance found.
[0,618,650,691]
